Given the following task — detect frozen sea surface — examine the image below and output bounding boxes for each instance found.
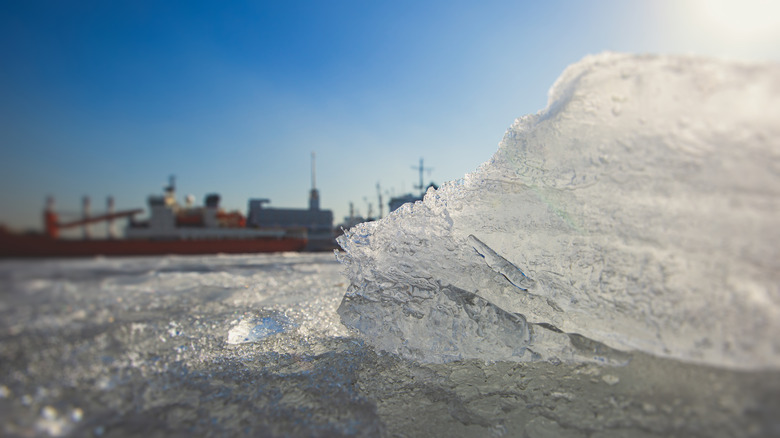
[0,253,778,437]
[2,53,780,437]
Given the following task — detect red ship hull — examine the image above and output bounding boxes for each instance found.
[0,230,307,258]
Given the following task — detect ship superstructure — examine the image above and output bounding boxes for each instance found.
[246,153,336,250]
[125,176,293,241]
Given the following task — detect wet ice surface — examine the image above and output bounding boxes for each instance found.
[0,254,778,437]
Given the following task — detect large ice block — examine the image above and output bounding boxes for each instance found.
[337,53,780,370]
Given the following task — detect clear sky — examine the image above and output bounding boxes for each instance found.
[1,0,779,232]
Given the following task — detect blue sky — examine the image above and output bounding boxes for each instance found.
[1,0,779,231]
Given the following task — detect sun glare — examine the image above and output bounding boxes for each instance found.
[696,0,780,40]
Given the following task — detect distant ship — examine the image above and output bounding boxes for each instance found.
[336,158,438,231]
[0,177,307,258]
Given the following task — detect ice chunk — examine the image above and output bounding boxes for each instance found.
[337,53,780,370]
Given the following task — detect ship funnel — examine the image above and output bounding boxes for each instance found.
[82,196,91,240]
[309,151,320,211]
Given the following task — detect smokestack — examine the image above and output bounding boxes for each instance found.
[82,196,91,240]
[309,152,320,211]
[107,196,117,239]
[44,196,59,239]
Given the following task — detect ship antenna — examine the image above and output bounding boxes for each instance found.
[311,151,316,190]
[412,158,433,197]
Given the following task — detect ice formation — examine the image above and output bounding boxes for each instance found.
[337,53,780,370]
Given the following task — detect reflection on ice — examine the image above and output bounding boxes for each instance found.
[226,314,295,344]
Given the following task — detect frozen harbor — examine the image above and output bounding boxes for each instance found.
[0,253,778,437]
[2,52,780,437]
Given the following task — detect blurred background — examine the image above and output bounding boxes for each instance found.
[1,0,779,233]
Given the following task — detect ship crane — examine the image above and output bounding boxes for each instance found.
[44,196,143,239]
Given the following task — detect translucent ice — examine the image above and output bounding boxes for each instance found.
[337,53,780,370]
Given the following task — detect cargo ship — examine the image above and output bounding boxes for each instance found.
[0,178,307,258]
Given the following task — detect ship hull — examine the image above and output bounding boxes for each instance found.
[0,232,307,258]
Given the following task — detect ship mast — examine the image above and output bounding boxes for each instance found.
[412,158,433,197]
[376,182,383,219]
